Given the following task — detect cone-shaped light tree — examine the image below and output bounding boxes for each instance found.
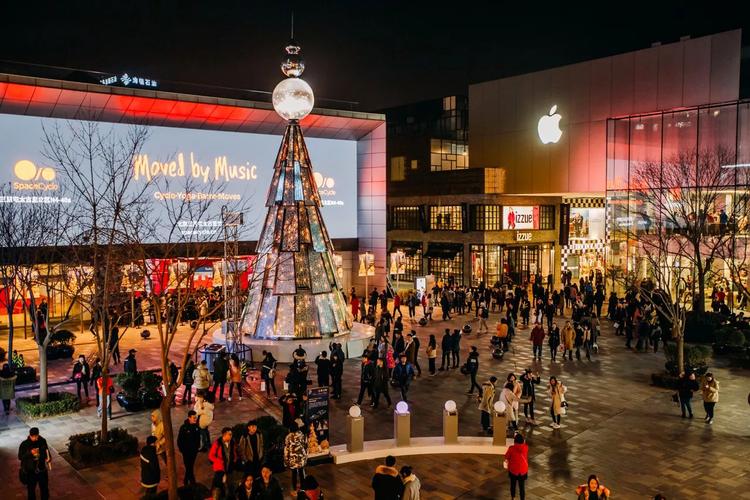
[241,40,352,339]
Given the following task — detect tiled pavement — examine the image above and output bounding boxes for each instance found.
[3,308,750,498]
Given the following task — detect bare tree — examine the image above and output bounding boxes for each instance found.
[622,147,750,371]
[42,120,151,436]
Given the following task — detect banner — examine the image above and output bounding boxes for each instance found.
[503,206,539,230]
[389,251,405,275]
[305,386,330,456]
[559,203,570,246]
[358,253,375,277]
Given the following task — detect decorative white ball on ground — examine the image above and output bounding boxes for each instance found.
[395,401,409,414]
[348,405,362,418]
[493,400,506,414]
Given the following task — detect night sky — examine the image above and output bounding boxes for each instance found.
[1,1,747,111]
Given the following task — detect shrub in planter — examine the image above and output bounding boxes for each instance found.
[16,366,37,385]
[664,342,711,376]
[115,371,143,412]
[683,312,723,344]
[139,371,163,409]
[46,330,77,360]
[17,391,79,418]
[67,427,138,467]
[0,346,6,362]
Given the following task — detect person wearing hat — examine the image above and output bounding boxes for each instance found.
[392,354,415,402]
[124,349,138,374]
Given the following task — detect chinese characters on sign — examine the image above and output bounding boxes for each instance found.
[100,73,158,89]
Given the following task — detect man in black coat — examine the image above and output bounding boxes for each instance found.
[140,435,160,495]
[177,410,201,486]
[212,353,229,402]
[371,455,403,500]
[123,349,137,374]
[356,357,375,405]
[451,329,462,369]
[314,352,331,387]
[439,329,452,370]
[18,427,50,500]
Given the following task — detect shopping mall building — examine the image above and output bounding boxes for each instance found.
[386,29,749,291]
[0,67,386,327]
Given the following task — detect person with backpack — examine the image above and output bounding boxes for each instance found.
[504,433,529,500]
[192,359,212,397]
[392,354,415,402]
[478,303,489,334]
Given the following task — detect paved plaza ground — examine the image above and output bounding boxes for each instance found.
[2,308,750,499]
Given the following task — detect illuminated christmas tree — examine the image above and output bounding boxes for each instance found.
[241,40,351,339]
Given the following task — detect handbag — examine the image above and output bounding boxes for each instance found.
[613,322,620,329]
[519,395,532,404]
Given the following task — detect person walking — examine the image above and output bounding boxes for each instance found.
[478,376,497,435]
[504,433,529,500]
[150,410,166,462]
[451,328,462,369]
[561,322,575,361]
[0,363,17,415]
[227,355,243,402]
[140,435,160,496]
[96,372,113,420]
[182,357,195,405]
[677,371,699,419]
[410,331,422,377]
[355,357,375,405]
[208,427,235,500]
[90,358,102,407]
[439,329,452,371]
[466,346,481,395]
[701,372,720,424]
[177,410,201,486]
[393,354,415,402]
[18,427,51,500]
[193,393,214,451]
[520,369,541,425]
[212,353,229,402]
[426,335,437,376]
[261,351,278,397]
[548,323,560,362]
[478,302,489,334]
[238,419,264,478]
[400,465,421,500]
[372,455,403,500]
[548,376,567,429]
[371,358,392,409]
[283,421,308,494]
[71,355,90,402]
[192,359,212,398]
[529,322,545,361]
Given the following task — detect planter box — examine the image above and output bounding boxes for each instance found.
[67,427,138,469]
[115,392,144,412]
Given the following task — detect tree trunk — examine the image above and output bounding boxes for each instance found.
[695,267,706,313]
[675,330,685,375]
[101,370,109,441]
[6,310,14,368]
[38,345,48,403]
[161,394,179,499]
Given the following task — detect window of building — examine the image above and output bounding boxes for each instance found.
[390,156,406,181]
[470,205,503,231]
[410,159,419,170]
[428,253,464,286]
[391,206,421,230]
[443,96,456,111]
[484,168,506,194]
[470,244,502,286]
[398,248,423,282]
[539,205,555,230]
[430,139,469,171]
[429,205,463,231]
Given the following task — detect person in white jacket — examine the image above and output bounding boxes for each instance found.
[500,382,520,430]
[400,465,421,500]
[192,393,214,451]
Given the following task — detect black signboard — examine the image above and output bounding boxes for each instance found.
[559,203,571,246]
[305,386,330,456]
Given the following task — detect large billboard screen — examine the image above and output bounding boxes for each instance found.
[0,113,358,241]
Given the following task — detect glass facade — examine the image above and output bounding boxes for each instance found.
[391,206,421,230]
[606,100,750,295]
[470,205,503,231]
[429,205,463,231]
[428,253,464,286]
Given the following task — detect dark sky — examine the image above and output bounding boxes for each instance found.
[1,1,746,111]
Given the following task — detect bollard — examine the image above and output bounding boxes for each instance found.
[394,402,411,447]
[443,409,458,444]
[347,414,364,452]
[493,411,507,446]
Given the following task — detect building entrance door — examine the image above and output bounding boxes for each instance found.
[504,245,540,286]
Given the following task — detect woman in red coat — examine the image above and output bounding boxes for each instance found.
[351,294,360,321]
[503,432,529,500]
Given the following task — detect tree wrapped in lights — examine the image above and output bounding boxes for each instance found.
[241,40,351,339]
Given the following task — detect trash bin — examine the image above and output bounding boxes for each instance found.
[199,344,226,373]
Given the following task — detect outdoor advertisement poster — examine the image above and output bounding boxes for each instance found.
[389,251,405,275]
[305,386,330,457]
[358,253,375,277]
[569,208,605,239]
[502,206,540,230]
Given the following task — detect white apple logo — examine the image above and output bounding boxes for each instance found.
[537,105,562,144]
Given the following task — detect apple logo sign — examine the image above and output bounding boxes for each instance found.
[537,105,562,144]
